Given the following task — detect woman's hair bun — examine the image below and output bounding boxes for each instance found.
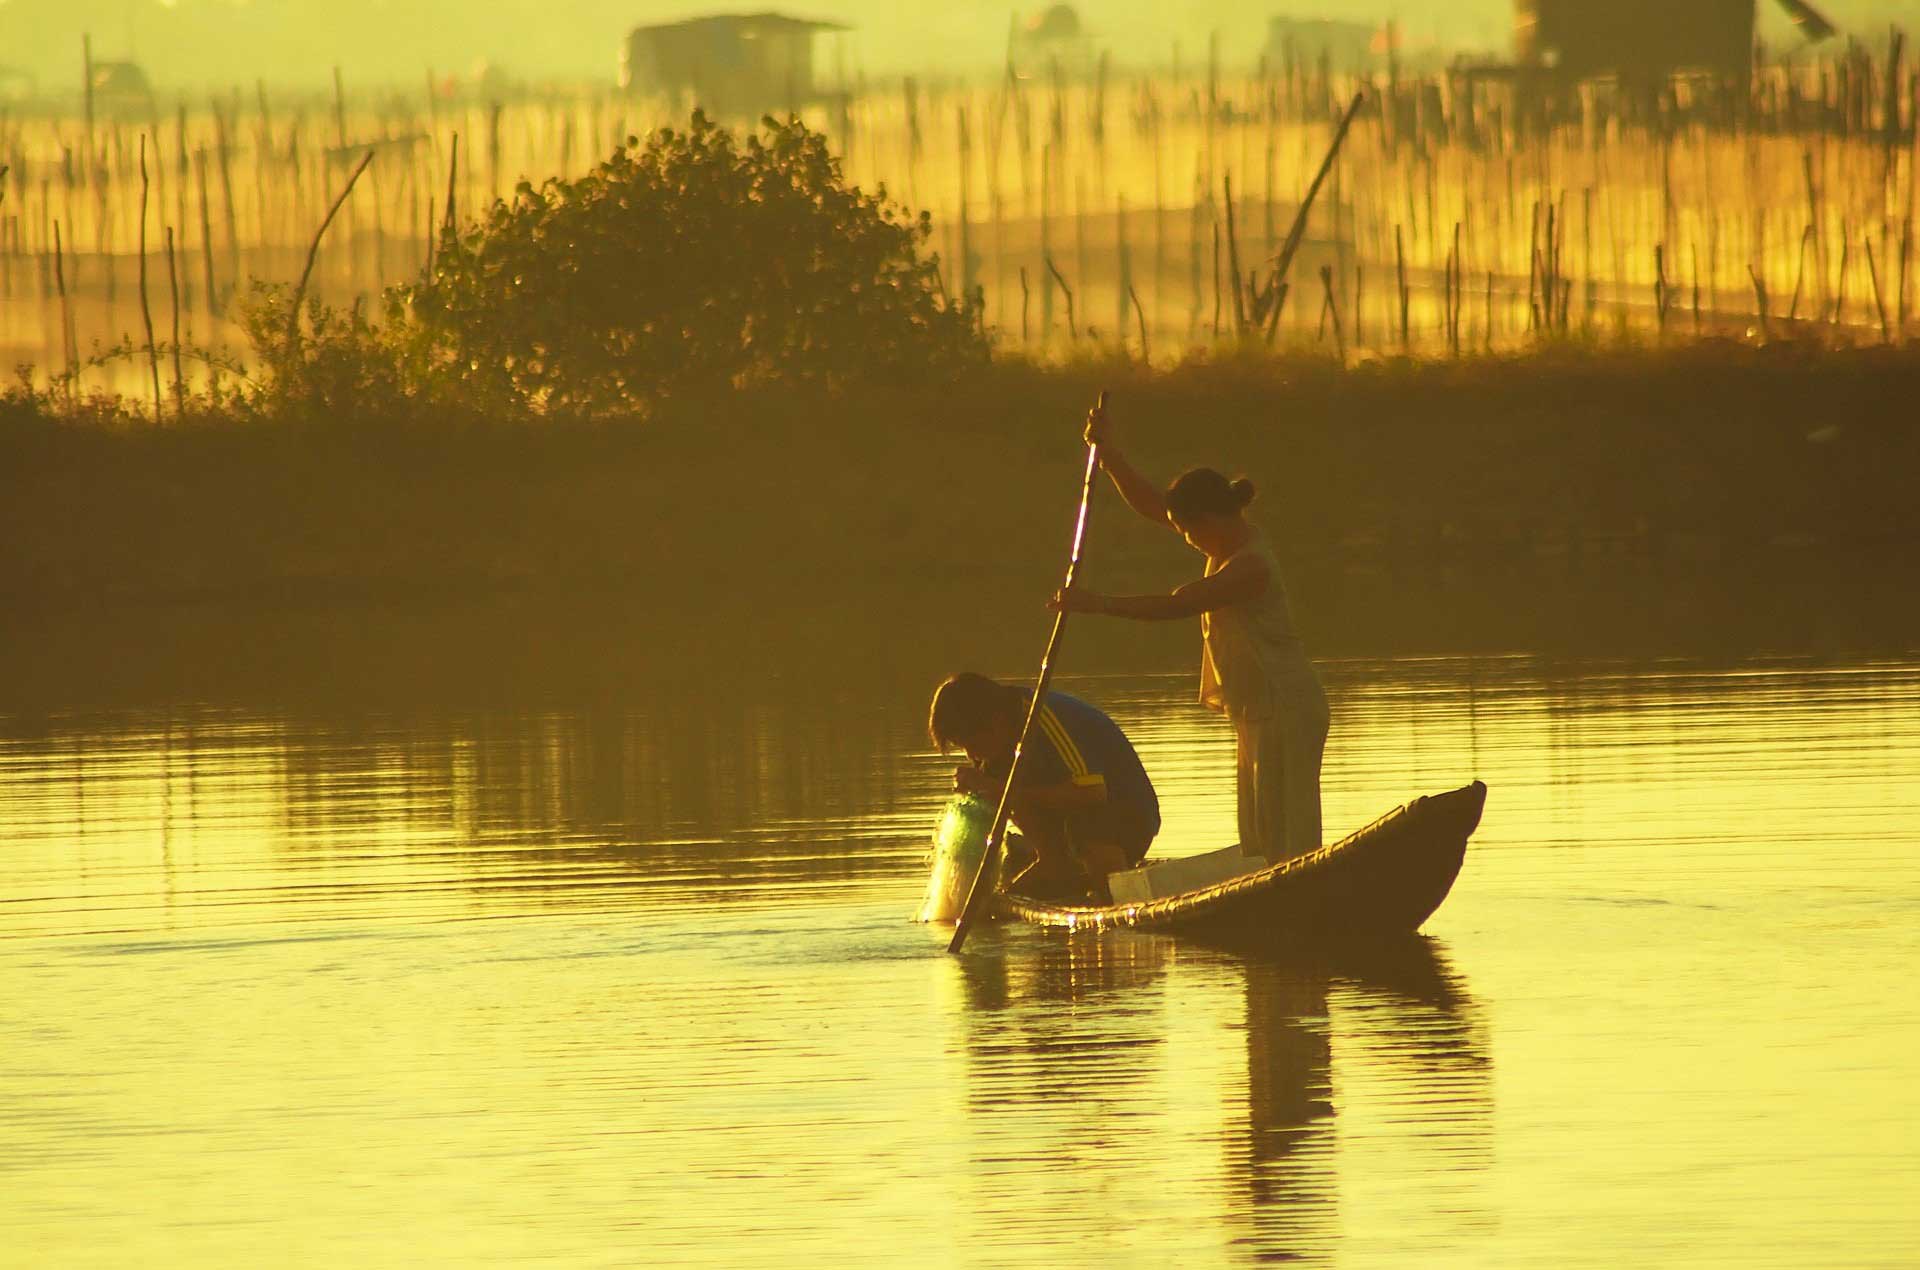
[1167,466,1256,522]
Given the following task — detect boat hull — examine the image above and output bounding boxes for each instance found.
[995,781,1487,947]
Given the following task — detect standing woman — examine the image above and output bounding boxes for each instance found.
[1051,401,1331,862]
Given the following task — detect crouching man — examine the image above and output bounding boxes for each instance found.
[928,672,1161,903]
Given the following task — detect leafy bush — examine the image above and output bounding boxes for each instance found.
[386,112,985,414]
[242,284,416,422]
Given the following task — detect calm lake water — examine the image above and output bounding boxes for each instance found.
[4,642,1918,1266]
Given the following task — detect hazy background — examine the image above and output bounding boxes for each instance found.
[1,0,1910,94]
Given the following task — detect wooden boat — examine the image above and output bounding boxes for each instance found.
[994,780,1487,946]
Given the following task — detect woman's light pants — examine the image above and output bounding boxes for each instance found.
[1232,686,1330,862]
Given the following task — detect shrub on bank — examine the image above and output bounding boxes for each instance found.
[377,113,986,416]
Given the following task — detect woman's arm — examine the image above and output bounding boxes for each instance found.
[1054,554,1270,621]
[1100,446,1173,530]
[1085,404,1175,532]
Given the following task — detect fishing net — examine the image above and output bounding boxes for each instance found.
[915,794,997,923]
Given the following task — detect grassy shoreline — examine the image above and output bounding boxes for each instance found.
[5,342,1917,615]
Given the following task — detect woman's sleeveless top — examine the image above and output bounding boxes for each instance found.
[1199,530,1319,719]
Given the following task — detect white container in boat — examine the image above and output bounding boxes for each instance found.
[1107,844,1268,905]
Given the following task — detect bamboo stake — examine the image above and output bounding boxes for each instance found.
[172,105,190,286]
[487,101,503,204]
[213,103,239,299]
[1865,236,1890,341]
[1544,200,1558,329]
[192,148,217,315]
[1451,221,1463,352]
[255,81,274,247]
[1319,264,1344,359]
[1353,262,1364,348]
[1803,150,1826,314]
[1691,244,1702,334]
[1210,218,1221,341]
[1019,264,1030,344]
[1788,224,1811,320]
[1395,222,1409,349]
[956,105,973,300]
[165,225,184,414]
[1655,244,1670,333]
[1223,173,1246,335]
[1526,200,1540,330]
[1044,252,1076,338]
[53,220,76,394]
[1485,268,1495,352]
[138,137,161,421]
[1583,186,1595,323]
[1040,141,1054,335]
[1831,236,1850,326]
[38,179,51,300]
[1749,264,1773,341]
[1900,219,1912,337]
[94,148,115,304]
[441,132,460,240]
[288,150,374,346]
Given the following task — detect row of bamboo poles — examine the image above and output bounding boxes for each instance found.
[1,51,1917,405]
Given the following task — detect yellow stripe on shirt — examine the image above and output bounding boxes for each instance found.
[1036,707,1090,780]
[1035,710,1081,775]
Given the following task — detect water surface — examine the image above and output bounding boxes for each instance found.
[4,651,1917,1266]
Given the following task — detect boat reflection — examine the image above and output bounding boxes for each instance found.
[952,932,1491,1262]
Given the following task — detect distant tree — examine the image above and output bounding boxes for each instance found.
[389,113,984,414]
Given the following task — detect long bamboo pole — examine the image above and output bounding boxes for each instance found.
[948,390,1108,955]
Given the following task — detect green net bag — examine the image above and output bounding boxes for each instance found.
[915,793,997,923]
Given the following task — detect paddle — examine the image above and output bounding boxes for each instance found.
[947,389,1107,955]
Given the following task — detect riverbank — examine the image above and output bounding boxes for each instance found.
[4,341,1916,623]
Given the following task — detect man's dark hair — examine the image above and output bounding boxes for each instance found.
[928,672,1011,752]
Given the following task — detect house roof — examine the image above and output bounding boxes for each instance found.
[629,12,849,38]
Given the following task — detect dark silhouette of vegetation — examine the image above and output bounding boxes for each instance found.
[378,112,984,415]
[6,343,1918,615]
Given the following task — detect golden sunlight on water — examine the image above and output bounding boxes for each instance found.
[2,654,1917,1266]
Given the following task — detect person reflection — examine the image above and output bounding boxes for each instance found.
[1234,954,1339,1258]
[1232,937,1492,1262]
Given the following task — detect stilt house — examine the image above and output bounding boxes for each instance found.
[622,13,845,116]
[1515,0,1835,89]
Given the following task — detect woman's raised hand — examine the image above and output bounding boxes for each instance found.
[1084,401,1115,451]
